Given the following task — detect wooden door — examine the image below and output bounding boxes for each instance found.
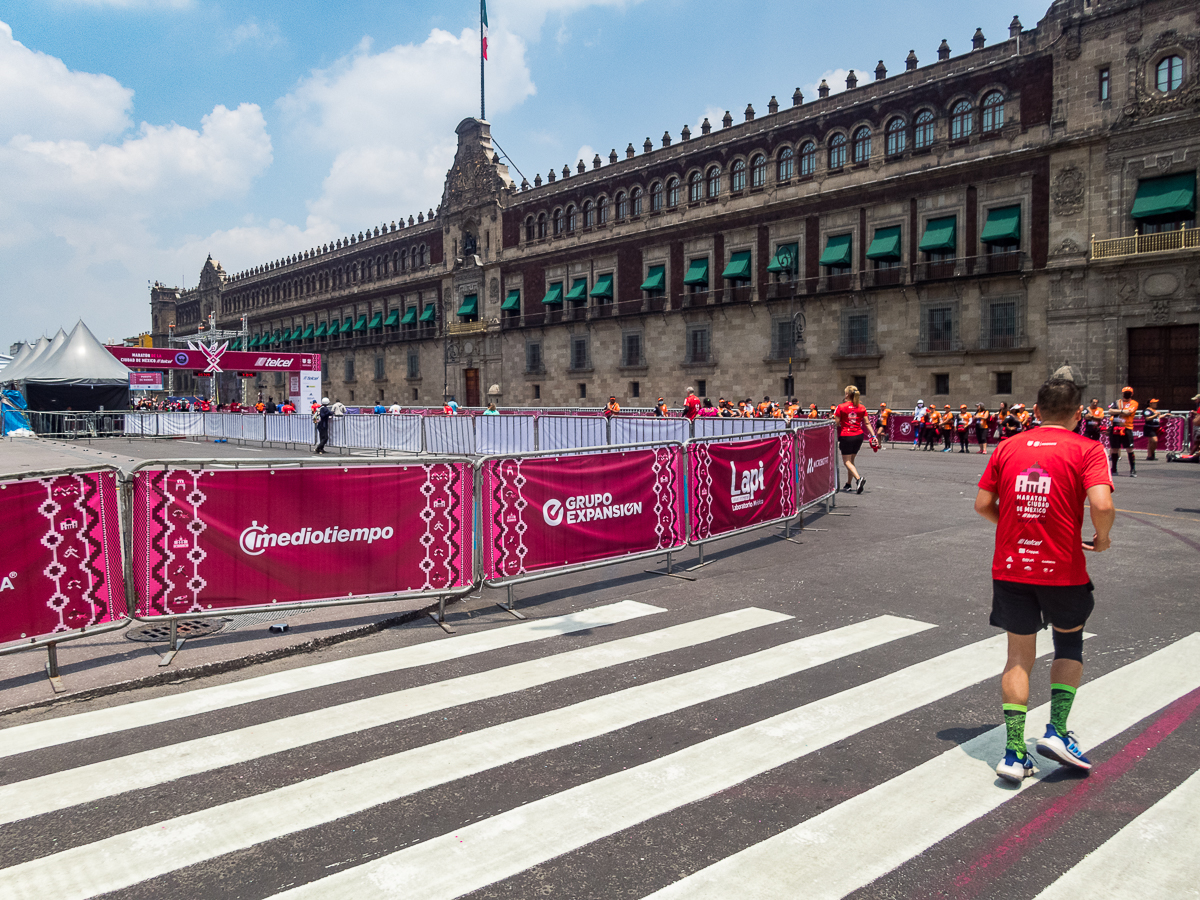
[464,368,480,408]
[1128,325,1198,409]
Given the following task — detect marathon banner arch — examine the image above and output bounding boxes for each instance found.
[0,469,128,648]
[798,423,838,507]
[480,446,686,582]
[689,433,797,542]
[131,462,474,617]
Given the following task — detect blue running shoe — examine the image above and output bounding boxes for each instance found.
[1036,724,1092,771]
[996,749,1037,784]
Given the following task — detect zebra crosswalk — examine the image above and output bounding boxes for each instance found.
[0,600,1196,900]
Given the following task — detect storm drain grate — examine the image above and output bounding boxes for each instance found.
[125,619,228,643]
[221,610,300,632]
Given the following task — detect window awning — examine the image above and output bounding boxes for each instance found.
[502,290,521,311]
[352,315,368,332]
[1131,172,1196,220]
[919,216,957,253]
[248,335,261,348]
[541,283,564,305]
[819,234,853,267]
[383,310,399,327]
[722,250,752,280]
[401,307,417,325]
[865,226,902,261]
[230,339,241,351]
[766,243,799,273]
[589,275,613,299]
[565,278,588,301]
[640,265,665,291]
[980,206,1021,244]
[342,317,353,332]
[269,330,282,345]
[301,325,315,339]
[368,313,382,329]
[314,323,327,338]
[282,328,297,342]
[683,258,709,285]
[457,294,478,316]
[419,304,436,323]
[326,320,340,336]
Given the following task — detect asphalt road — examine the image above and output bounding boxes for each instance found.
[0,443,1196,900]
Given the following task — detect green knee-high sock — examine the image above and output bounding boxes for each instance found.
[1050,684,1077,734]
[1003,703,1028,758]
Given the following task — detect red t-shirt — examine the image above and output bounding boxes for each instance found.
[683,395,702,420]
[834,402,869,437]
[978,426,1113,586]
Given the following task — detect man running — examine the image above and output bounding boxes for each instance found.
[1107,387,1138,477]
[834,385,878,494]
[974,377,1115,783]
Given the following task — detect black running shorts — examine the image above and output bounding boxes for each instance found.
[838,434,864,456]
[990,579,1095,635]
[1110,430,1135,450]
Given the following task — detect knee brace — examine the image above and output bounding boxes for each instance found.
[1052,628,1084,663]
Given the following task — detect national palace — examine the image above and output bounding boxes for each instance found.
[150,0,1200,409]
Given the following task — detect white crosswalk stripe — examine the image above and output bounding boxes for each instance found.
[1,604,1195,900]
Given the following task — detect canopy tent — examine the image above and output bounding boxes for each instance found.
[3,335,53,384]
[1,342,35,382]
[19,321,133,411]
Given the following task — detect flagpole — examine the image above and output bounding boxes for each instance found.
[480,0,486,120]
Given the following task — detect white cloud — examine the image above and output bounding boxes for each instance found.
[0,21,132,142]
[693,105,725,136]
[226,20,282,52]
[803,68,873,100]
[495,0,645,41]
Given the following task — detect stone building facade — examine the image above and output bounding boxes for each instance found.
[152,0,1199,410]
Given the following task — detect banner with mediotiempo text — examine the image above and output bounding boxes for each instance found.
[689,433,797,542]
[798,423,838,507]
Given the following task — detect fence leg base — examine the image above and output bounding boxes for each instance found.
[778,518,804,545]
[45,644,66,694]
[428,609,456,635]
[647,551,697,581]
[158,620,185,667]
[496,585,525,619]
[686,544,714,572]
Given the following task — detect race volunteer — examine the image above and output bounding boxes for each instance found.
[974,377,1115,784]
[1142,398,1161,461]
[1107,387,1139,477]
[877,403,890,447]
[957,405,972,453]
[1083,398,1105,441]
[834,385,879,494]
[974,404,991,454]
[604,396,621,418]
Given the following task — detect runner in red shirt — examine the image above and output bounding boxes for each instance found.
[834,385,878,494]
[682,387,702,421]
[974,377,1115,784]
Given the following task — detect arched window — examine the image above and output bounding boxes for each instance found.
[798,142,816,177]
[553,208,564,235]
[537,213,547,239]
[950,100,973,140]
[615,191,628,219]
[852,127,871,163]
[597,196,609,224]
[525,216,535,241]
[914,110,935,149]
[731,160,746,192]
[750,154,766,187]
[777,147,794,182]
[688,171,703,203]
[631,186,643,216]
[706,166,720,198]
[418,245,426,267]
[829,133,847,169]
[981,91,1005,133]
[666,177,680,207]
[885,118,907,156]
[401,249,408,271]
[1156,55,1184,92]
[650,181,664,211]
[566,204,577,232]
[582,200,594,228]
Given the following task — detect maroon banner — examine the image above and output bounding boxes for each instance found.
[0,470,127,646]
[132,463,473,616]
[108,345,320,373]
[481,446,686,581]
[689,433,797,541]
[886,412,1184,451]
[798,423,837,506]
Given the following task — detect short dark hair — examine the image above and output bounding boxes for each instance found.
[1037,377,1081,419]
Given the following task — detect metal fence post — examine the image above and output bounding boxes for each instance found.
[45,643,64,693]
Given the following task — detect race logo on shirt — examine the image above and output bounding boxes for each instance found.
[1014,465,1052,520]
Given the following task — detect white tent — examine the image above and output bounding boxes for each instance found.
[18,322,133,411]
[2,336,51,384]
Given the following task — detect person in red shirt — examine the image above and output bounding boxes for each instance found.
[834,385,878,494]
[974,377,1115,784]
[683,387,702,421]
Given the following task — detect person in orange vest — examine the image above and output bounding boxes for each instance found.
[939,404,955,451]
[604,396,620,418]
[1107,386,1139,476]
[756,396,773,417]
[807,404,819,419]
[956,404,972,452]
[655,398,669,418]
[974,404,991,454]
[1016,404,1033,431]
[254,399,265,414]
[924,406,941,450]
[877,403,890,447]
[1083,398,1105,441]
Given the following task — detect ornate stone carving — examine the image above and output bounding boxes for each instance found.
[1051,237,1083,256]
[1151,297,1170,324]
[441,119,515,215]
[489,277,499,300]
[1052,167,1085,216]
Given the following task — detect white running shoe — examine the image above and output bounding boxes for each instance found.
[996,749,1038,784]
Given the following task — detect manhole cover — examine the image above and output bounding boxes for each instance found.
[125,619,228,643]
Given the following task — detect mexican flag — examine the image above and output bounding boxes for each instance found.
[481,0,489,60]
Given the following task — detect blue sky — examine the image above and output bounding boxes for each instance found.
[1,0,1055,351]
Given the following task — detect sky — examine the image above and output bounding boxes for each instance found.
[0,0,1056,351]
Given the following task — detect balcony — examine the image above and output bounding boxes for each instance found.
[681,289,714,309]
[823,272,857,292]
[1091,227,1200,260]
[913,259,961,282]
[446,320,488,336]
[765,280,803,301]
[723,284,755,304]
[589,301,616,319]
[977,250,1025,274]
[862,267,904,288]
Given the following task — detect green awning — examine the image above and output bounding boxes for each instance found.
[1131,172,1196,220]
[457,294,478,316]
[326,320,340,336]
[541,283,564,305]
[248,335,261,348]
[588,275,612,299]
[230,339,241,351]
[301,325,315,339]
[722,250,752,280]
[383,310,399,327]
[640,266,665,292]
[419,304,436,323]
[683,258,709,286]
[766,243,799,273]
[819,234,853,267]
[314,323,327,338]
[368,313,382,329]
[502,289,521,311]
[282,328,298,342]
[353,315,368,332]
[270,330,282,345]
[865,226,902,261]
[342,317,353,332]
[980,206,1021,244]
[919,216,957,253]
[565,279,588,301]
[400,307,418,325]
